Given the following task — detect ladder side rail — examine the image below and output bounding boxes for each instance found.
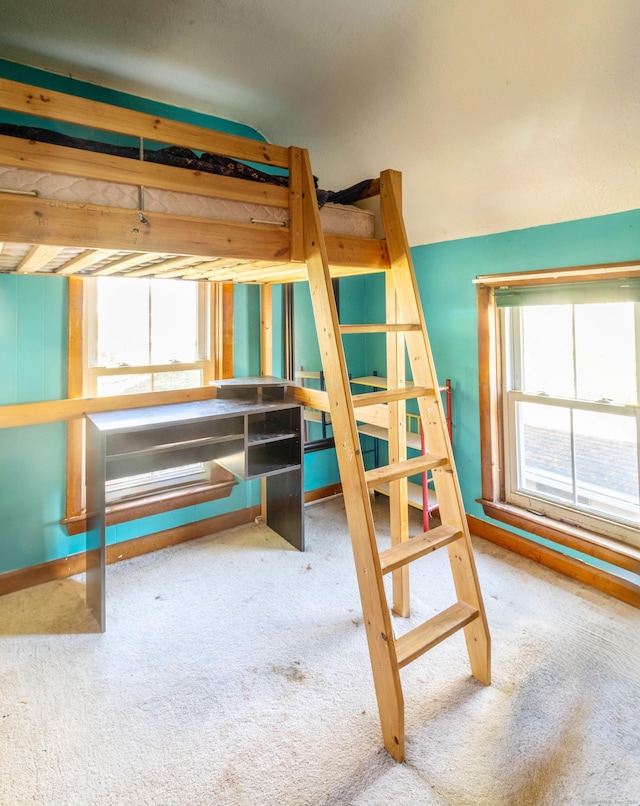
[300,152,406,760]
[379,169,491,685]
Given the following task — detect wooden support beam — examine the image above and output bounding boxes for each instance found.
[126,256,202,277]
[65,276,85,520]
[261,284,273,376]
[90,251,165,276]
[0,195,291,263]
[55,249,119,275]
[0,78,290,168]
[16,243,64,273]
[288,146,304,263]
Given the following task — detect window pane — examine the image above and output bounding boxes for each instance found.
[97,374,152,396]
[521,306,575,398]
[96,278,150,366]
[153,370,202,391]
[574,409,639,523]
[516,401,573,504]
[150,281,199,364]
[574,303,636,405]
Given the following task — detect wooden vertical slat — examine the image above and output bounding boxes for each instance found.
[65,276,85,520]
[260,283,274,522]
[288,146,304,263]
[261,284,273,375]
[386,273,410,617]
[17,244,64,273]
[477,284,504,502]
[55,249,119,275]
[221,283,234,379]
[212,282,234,380]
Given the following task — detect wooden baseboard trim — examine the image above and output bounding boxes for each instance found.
[305,482,342,504]
[468,514,640,609]
[478,499,640,574]
[0,506,260,598]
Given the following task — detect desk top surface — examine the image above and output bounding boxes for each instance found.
[87,396,300,433]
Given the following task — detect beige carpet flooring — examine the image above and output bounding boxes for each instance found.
[0,496,638,806]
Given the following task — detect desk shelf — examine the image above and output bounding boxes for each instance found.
[105,433,244,481]
[86,377,305,631]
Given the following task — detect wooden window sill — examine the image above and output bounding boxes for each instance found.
[479,499,640,576]
[63,477,237,536]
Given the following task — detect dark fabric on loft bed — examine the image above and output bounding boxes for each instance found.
[0,123,374,209]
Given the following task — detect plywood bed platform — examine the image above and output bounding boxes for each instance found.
[0,78,388,284]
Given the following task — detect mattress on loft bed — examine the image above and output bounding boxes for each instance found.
[0,123,376,238]
[0,166,375,238]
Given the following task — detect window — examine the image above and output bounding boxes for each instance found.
[86,277,211,501]
[87,277,210,397]
[477,267,640,565]
[502,297,639,547]
[64,276,235,532]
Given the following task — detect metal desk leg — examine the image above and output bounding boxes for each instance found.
[85,419,106,632]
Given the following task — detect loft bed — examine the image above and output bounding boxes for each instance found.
[0,78,389,284]
[0,78,495,765]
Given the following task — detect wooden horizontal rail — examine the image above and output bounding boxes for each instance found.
[340,323,421,334]
[288,386,330,412]
[379,524,462,574]
[353,403,390,429]
[0,134,290,208]
[364,454,447,487]
[0,195,389,278]
[0,195,291,262]
[352,386,433,408]
[324,234,390,273]
[0,386,218,429]
[0,78,290,168]
[395,602,479,668]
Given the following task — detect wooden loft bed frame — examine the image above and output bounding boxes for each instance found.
[0,77,389,284]
[0,79,494,764]
[0,75,386,428]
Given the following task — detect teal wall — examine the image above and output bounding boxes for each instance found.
[0,275,69,572]
[0,61,268,575]
[293,275,387,491]
[411,210,640,585]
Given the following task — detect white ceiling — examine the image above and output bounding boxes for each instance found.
[1,0,639,246]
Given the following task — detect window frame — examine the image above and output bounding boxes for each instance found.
[64,276,235,535]
[85,275,212,397]
[476,261,640,575]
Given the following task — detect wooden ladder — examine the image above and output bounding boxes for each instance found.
[299,152,491,762]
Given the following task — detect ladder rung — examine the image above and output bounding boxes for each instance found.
[365,454,447,487]
[395,601,479,669]
[379,524,462,574]
[352,387,433,408]
[340,323,422,334]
